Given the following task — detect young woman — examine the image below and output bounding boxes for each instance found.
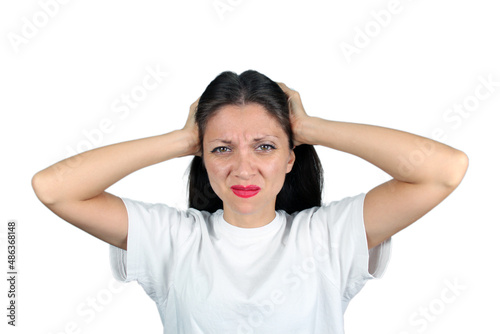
[32,70,468,333]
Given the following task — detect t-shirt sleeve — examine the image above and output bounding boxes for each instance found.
[108,197,197,304]
[310,193,392,303]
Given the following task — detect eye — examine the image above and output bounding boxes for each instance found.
[211,146,231,154]
[256,144,276,151]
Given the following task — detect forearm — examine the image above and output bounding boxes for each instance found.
[299,117,468,186]
[32,129,196,204]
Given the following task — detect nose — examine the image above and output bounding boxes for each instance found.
[233,150,255,180]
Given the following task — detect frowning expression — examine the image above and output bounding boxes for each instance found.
[203,103,295,223]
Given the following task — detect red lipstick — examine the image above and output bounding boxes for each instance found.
[230,185,261,198]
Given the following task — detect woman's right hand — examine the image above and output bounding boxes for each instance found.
[182,96,202,156]
[32,96,205,250]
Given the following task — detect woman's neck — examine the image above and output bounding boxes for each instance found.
[222,204,277,229]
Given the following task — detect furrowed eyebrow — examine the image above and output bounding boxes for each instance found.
[208,139,232,144]
[253,136,278,142]
[208,135,278,144]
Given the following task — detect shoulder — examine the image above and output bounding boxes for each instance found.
[283,193,366,243]
[120,198,227,253]
[120,197,216,233]
[289,193,366,223]
[121,197,210,218]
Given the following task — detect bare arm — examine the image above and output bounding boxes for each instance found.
[32,98,200,250]
[299,118,468,249]
[277,83,469,250]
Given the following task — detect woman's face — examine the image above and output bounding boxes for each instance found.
[203,103,295,222]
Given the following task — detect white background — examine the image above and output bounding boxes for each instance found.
[1,0,499,333]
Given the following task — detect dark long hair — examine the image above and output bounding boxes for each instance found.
[187,70,323,214]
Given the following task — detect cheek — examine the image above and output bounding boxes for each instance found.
[262,156,291,182]
[204,159,229,188]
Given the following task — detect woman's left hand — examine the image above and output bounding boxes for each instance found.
[276,82,312,147]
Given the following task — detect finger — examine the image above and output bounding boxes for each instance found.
[276,83,296,103]
[276,82,290,92]
[277,82,296,91]
[190,97,200,109]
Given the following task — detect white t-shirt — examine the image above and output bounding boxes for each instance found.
[109,192,391,334]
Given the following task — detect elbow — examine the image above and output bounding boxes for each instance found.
[442,150,469,189]
[32,170,58,206]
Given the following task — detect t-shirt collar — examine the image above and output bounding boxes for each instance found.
[215,210,284,237]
